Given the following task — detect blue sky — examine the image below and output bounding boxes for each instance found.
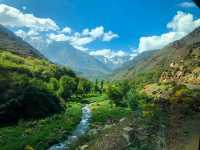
[0,0,199,58]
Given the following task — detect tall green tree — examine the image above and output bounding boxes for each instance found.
[94,79,99,93]
[57,76,77,100]
[106,84,123,106]
[78,79,92,95]
[100,80,104,94]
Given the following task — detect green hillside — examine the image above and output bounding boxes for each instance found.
[0,51,77,125]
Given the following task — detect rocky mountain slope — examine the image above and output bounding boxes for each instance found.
[113,26,200,83]
[112,50,159,79]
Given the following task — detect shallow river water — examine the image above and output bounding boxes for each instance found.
[47,105,91,150]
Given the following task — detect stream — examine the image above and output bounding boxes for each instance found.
[47,105,92,150]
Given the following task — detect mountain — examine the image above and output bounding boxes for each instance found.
[40,42,111,79]
[112,50,159,79]
[114,26,200,82]
[92,55,131,70]
[1,22,112,80]
[0,24,45,59]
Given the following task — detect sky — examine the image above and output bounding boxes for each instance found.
[0,0,199,59]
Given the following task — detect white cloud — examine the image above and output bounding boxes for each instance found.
[137,11,200,53]
[15,29,39,38]
[47,32,93,50]
[0,4,59,31]
[81,26,119,41]
[2,4,120,52]
[62,26,72,34]
[15,29,46,50]
[27,29,39,36]
[47,26,119,50]
[89,26,104,38]
[177,1,197,8]
[48,33,69,42]
[90,49,128,59]
[103,31,119,41]
[167,11,200,33]
[70,36,94,46]
[73,45,89,51]
[138,32,186,52]
[82,28,90,35]
[15,29,27,39]
[87,26,119,41]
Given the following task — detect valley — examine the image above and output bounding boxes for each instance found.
[0,1,200,149]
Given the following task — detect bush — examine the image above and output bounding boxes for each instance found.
[0,77,62,125]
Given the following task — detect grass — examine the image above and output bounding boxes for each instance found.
[90,99,131,125]
[0,102,82,150]
[84,94,108,103]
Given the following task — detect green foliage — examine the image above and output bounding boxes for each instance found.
[0,73,62,125]
[0,102,82,150]
[129,72,161,90]
[47,78,59,94]
[90,100,131,125]
[93,79,100,93]
[105,81,131,106]
[57,76,78,100]
[100,80,104,94]
[106,84,124,106]
[126,89,140,111]
[0,51,82,124]
[0,51,76,80]
[77,78,93,95]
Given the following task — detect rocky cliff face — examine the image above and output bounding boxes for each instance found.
[160,42,200,85]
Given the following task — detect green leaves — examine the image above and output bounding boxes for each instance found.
[57,76,77,100]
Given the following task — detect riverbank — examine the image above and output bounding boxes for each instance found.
[0,96,132,150]
[0,103,82,150]
[47,105,91,150]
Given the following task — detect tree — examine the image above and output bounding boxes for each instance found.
[126,89,140,111]
[78,79,92,95]
[47,78,59,94]
[94,79,99,93]
[55,66,76,79]
[57,76,77,100]
[106,84,123,106]
[118,80,130,96]
[100,80,104,94]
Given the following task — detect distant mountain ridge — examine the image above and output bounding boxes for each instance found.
[0,25,112,79]
[40,42,111,79]
[0,24,45,59]
[93,55,131,70]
